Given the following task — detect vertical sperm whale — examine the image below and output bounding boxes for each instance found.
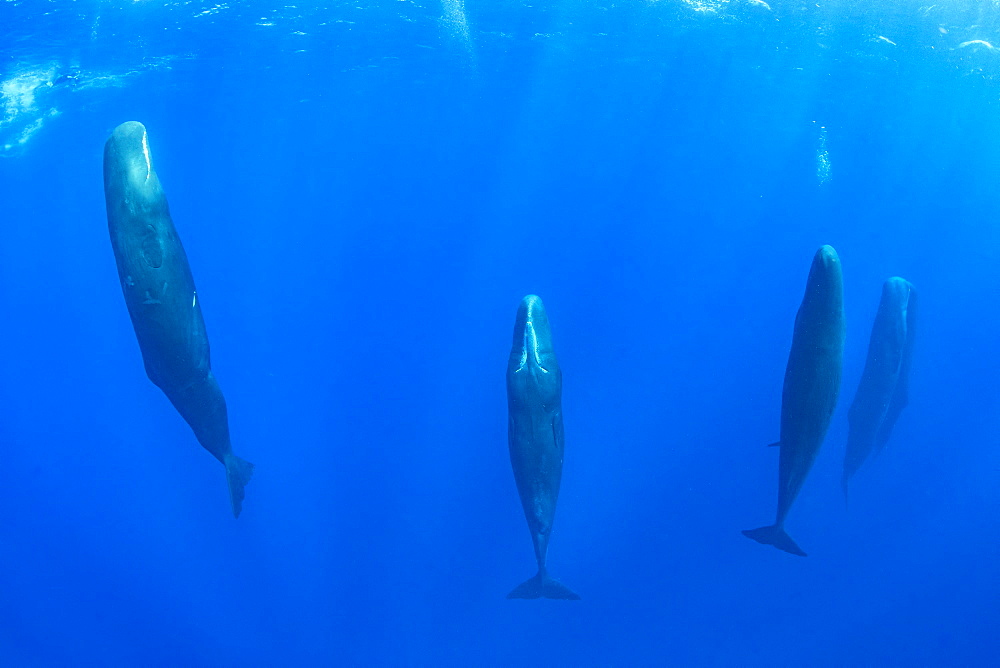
[842,277,916,496]
[103,121,253,518]
[744,246,845,556]
[506,295,579,599]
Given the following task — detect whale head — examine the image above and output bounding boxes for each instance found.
[103,121,172,238]
[805,244,844,304]
[511,294,556,374]
[883,276,915,310]
[106,121,155,184]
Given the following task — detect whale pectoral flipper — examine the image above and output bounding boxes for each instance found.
[224,453,255,518]
[742,525,807,557]
[507,570,580,600]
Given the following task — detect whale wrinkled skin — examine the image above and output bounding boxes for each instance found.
[104,121,254,518]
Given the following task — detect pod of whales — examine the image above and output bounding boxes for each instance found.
[842,277,917,496]
[103,121,254,518]
[45,121,929,562]
[744,245,845,557]
[505,295,579,600]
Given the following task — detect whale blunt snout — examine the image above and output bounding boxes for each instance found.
[518,295,549,328]
[112,120,147,138]
[109,121,149,155]
[515,295,554,360]
[107,121,154,186]
[521,293,543,309]
[519,294,547,324]
[808,245,843,296]
[884,276,914,298]
[816,244,840,267]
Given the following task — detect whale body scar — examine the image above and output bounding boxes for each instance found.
[141,131,151,182]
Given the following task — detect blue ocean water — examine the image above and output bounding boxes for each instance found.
[1,0,999,664]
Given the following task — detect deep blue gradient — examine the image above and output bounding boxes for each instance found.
[1,0,999,664]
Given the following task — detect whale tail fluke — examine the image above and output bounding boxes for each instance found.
[742,524,807,557]
[224,453,255,519]
[507,571,580,600]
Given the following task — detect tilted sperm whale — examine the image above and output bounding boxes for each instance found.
[104,121,253,517]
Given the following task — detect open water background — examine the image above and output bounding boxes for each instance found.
[1,0,999,664]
